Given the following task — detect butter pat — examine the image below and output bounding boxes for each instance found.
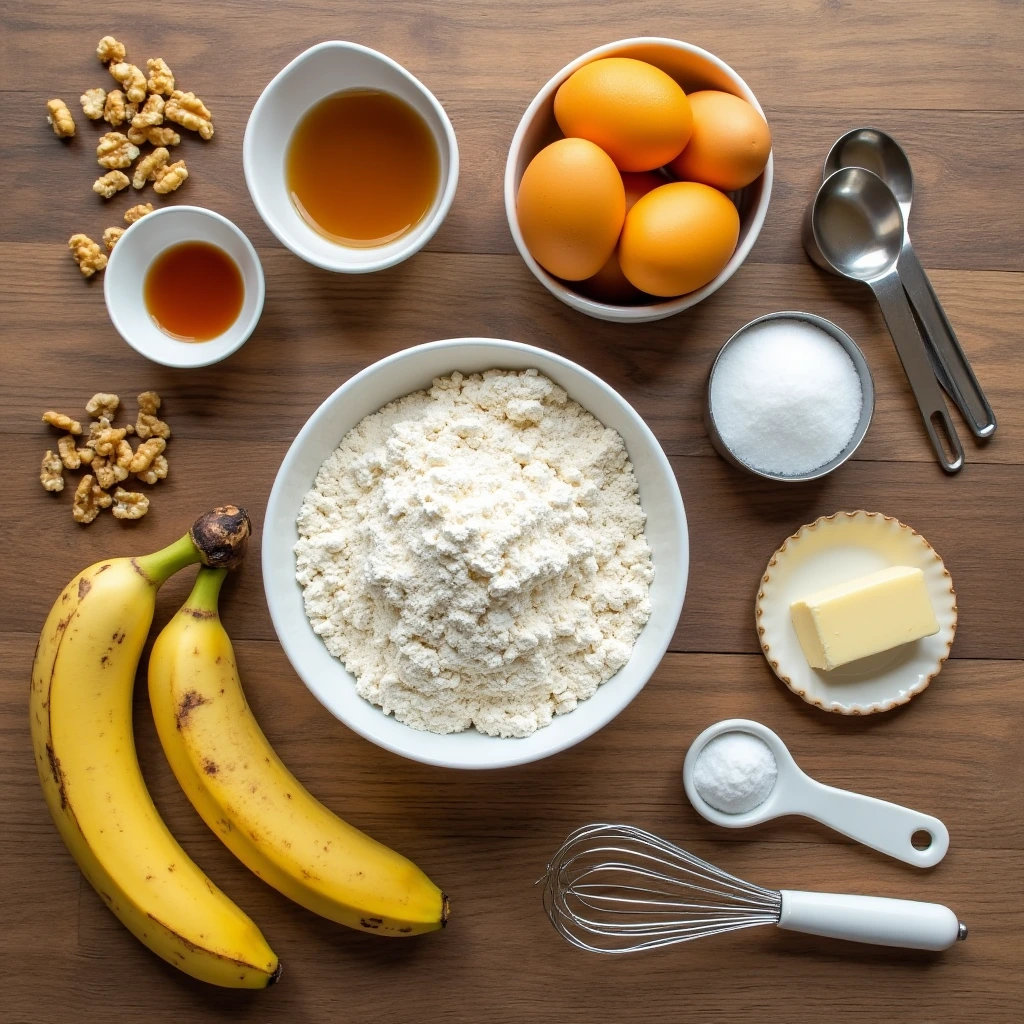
[790,566,939,671]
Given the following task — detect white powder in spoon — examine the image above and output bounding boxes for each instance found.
[710,318,863,476]
[693,731,778,814]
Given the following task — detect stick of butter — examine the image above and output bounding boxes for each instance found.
[790,566,939,671]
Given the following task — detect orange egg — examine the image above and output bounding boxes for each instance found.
[578,171,663,304]
[516,138,625,281]
[668,91,771,192]
[619,182,740,297]
[554,58,692,172]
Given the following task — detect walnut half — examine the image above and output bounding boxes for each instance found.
[112,488,150,520]
[152,159,188,194]
[68,234,107,277]
[86,392,119,419]
[93,170,130,199]
[97,36,126,64]
[136,391,170,439]
[46,99,75,138]
[80,88,106,120]
[146,57,175,96]
[41,451,64,492]
[73,475,113,524]
[165,90,213,139]
[108,62,147,104]
[132,146,168,189]
[96,132,139,170]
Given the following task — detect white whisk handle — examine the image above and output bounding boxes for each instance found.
[778,891,965,950]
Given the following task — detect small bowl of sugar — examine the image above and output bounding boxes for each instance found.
[704,311,874,482]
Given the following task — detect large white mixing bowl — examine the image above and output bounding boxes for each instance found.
[263,338,688,769]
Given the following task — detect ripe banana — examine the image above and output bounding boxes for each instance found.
[148,567,449,936]
[30,508,280,988]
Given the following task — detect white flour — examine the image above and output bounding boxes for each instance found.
[294,369,653,738]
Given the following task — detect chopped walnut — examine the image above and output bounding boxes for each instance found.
[129,437,166,474]
[88,417,127,456]
[80,88,106,120]
[78,446,95,465]
[43,410,83,434]
[91,454,128,490]
[109,62,147,104]
[136,392,170,439]
[131,94,164,130]
[57,434,81,470]
[73,475,113,524]
[153,159,188,194]
[132,146,168,188]
[93,170,130,199]
[115,438,134,471]
[41,450,64,492]
[127,124,180,147]
[97,132,139,169]
[146,57,175,96]
[134,453,168,485]
[86,392,119,419]
[103,226,125,250]
[124,202,154,224]
[165,90,213,139]
[97,36,126,64]
[103,90,129,126]
[46,99,75,138]
[68,234,107,277]
[112,488,150,520]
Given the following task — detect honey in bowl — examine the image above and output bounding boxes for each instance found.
[286,89,440,248]
[144,241,244,342]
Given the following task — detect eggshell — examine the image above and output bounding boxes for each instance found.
[516,138,626,281]
[668,90,771,192]
[619,181,740,297]
[554,57,692,172]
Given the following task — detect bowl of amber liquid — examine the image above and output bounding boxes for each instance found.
[104,206,265,368]
[244,41,459,273]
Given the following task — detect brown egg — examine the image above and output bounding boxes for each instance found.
[516,138,625,281]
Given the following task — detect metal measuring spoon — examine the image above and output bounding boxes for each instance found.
[682,719,950,868]
[811,167,964,473]
[824,129,996,438]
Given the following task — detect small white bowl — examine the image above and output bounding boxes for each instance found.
[504,37,773,323]
[243,41,459,274]
[104,206,265,369]
[263,338,689,770]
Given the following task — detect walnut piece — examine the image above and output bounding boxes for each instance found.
[86,392,119,419]
[165,90,213,139]
[97,132,139,169]
[109,62,147,104]
[134,453,168,485]
[43,410,83,434]
[136,391,170,439]
[153,159,188,194]
[80,88,106,120]
[57,434,81,470]
[47,99,75,138]
[115,438,134,471]
[124,203,154,224]
[97,36,126,64]
[129,437,166,474]
[103,226,125,250]
[68,234,107,277]
[73,474,113,524]
[131,94,164,130]
[88,417,127,456]
[103,90,130,126]
[92,454,128,490]
[127,124,180,147]
[93,170,130,199]
[78,447,95,465]
[41,450,64,492]
[132,146,169,188]
[146,57,175,96]
[112,488,150,520]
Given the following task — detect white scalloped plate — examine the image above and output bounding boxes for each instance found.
[755,511,957,715]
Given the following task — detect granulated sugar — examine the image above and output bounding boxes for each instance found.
[709,319,863,476]
[693,731,778,814]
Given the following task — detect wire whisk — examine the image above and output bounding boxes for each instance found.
[542,824,967,955]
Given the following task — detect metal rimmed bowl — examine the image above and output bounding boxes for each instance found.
[703,311,875,482]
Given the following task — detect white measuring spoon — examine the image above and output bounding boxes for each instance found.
[682,719,949,868]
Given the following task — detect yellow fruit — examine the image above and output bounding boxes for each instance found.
[619,182,740,297]
[669,90,771,192]
[554,57,692,172]
[516,138,625,280]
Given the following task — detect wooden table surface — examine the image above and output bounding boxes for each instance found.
[3,2,1022,1021]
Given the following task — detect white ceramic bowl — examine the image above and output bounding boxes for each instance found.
[504,38,773,323]
[244,41,459,273]
[263,338,689,769]
[104,206,265,368]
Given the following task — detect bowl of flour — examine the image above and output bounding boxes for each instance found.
[263,338,688,769]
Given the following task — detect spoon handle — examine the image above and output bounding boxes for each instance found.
[871,272,964,473]
[898,242,997,438]
[798,777,949,867]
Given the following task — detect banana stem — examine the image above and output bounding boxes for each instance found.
[134,534,203,586]
[187,567,228,614]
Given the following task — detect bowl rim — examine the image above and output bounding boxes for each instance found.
[242,39,460,275]
[503,36,773,323]
[103,204,265,369]
[262,337,689,769]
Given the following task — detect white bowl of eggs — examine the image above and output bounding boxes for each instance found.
[504,38,773,323]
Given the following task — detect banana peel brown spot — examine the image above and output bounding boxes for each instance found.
[202,758,218,775]
[360,917,382,929]
[176,689,210,729]
[46,744,68,810]
[146,913,273,974]
[78,577,92,600]
[187,609,217,620]
[97,563,111,573]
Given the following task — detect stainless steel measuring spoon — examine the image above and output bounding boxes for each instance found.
[811,167,964,473]
[683,719,950,868]
[824,128,996,439]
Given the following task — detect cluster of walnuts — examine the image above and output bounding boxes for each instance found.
[40,392,172,523]
[47,35,216,278]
